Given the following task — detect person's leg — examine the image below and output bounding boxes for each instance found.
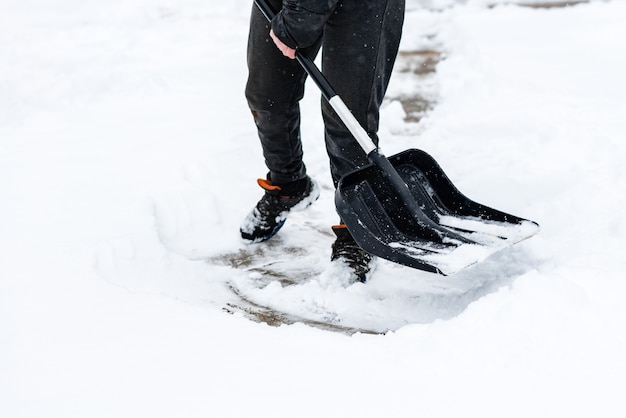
[322,0,405,281]
[245,0,322,185]
[241,1,323,242]
[321,0,405,186]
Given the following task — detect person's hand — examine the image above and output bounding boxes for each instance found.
[270,29,296,59]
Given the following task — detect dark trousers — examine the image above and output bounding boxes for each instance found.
[245,0,405,187]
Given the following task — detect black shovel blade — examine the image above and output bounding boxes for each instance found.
[335,149,539,275]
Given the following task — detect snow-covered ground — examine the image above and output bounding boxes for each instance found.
[2,0,625,416]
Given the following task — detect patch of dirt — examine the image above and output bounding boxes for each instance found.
[224,285,381,335]
[516,1,588,9]
[392,49,443,123]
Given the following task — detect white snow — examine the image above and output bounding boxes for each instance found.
[2,0,625,417]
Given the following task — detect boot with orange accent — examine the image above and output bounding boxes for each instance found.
[240,176,320,242]
[331,224,374,283]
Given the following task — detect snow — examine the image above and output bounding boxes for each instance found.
[1,0,625,416]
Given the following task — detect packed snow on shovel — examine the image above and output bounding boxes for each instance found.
[390,217,539,275]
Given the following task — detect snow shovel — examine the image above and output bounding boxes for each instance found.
[254,0,539,275]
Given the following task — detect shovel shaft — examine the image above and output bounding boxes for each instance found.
[253,0,378,155]
[328,96,378,155]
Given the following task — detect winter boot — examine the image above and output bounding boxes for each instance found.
[240,176,319,243]
[331,224,373,283]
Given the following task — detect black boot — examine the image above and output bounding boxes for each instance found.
[330,224,373,283]
[240,176,319,243]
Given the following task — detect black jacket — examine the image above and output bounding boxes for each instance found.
[271,0,338,49]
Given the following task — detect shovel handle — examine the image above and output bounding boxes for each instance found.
[253,0,377,155]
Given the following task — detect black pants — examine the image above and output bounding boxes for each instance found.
[245,0,405,187]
